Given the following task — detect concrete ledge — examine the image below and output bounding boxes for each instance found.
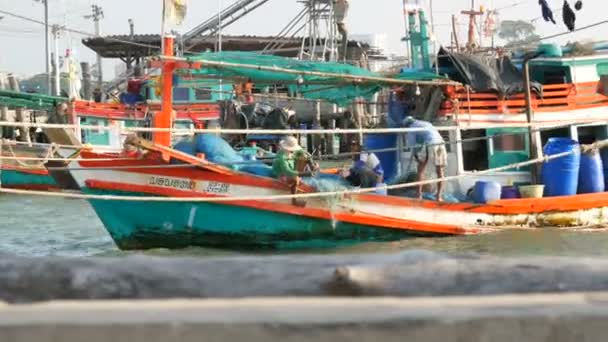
[1,293,608,341]
[6,250,608,302]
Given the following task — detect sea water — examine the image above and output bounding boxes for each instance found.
[1,195,608,258]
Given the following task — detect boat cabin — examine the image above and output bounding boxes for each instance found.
[391,51,608,197]
[75,78,229,150]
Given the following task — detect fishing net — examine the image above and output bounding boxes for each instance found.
[184,52,442,106]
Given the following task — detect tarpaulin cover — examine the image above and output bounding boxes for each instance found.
[438,47,541,97]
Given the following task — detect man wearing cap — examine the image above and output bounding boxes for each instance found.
[402,116,447,201]
[272,136,315,207]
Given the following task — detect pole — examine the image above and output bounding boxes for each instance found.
[52,25,61,97]
[218,0,223,100]
[94,7,103,88]
[85,4,104,89]
[452,14,460,51]
[523,57,542,184]
[44,1,51,95]
[217,0,223,52]
[154,35,175,147]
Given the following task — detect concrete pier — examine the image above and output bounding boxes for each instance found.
[5,251,608,302]
[1,293,607,341]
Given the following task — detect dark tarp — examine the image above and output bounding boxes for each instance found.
[437,47,541,98]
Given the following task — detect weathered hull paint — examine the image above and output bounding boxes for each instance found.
[84,189,440,250]
[65,150,608,251]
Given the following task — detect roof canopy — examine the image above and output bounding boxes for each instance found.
[82,34,369,60]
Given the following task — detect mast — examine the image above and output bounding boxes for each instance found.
[155,0,177,147]
[154,35,176,147]
[461,0,484,50]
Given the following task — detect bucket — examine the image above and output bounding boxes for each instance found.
[472,181,502,204]
[500,186,520,199]
[518,185,545,198]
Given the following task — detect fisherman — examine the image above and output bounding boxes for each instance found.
[272,136,317,207]
[233,78,254,103]
[402,116,447,201]
[333,0,350,60]
[341,140,384,188]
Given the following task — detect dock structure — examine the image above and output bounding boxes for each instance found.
[1,293,608,342]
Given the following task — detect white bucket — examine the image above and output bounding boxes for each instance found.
[518,185,545,199]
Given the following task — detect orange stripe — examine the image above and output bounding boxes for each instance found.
[356,192,608,215]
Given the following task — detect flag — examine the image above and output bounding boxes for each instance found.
[164,0,187,26]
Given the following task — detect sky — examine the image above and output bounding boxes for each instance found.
[0,0,603,79]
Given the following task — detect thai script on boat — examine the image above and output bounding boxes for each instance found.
[206,181,230,194]
[148,176,195,190]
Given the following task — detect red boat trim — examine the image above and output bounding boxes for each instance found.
[3,184,59,191]
[85,180,475,236]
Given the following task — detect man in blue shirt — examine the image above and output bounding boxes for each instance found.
[402,116,447,201]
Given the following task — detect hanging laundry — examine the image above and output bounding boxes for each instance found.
[563,0,576,31]
[575,0,583,11]
[538,0,557,24]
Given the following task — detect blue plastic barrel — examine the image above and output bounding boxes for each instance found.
[364,134,398,182]
[601,149,608,190]
[542,138,581,197]
[578,150,605,193]
[472,181,502,204]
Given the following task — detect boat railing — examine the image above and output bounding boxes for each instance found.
[439,81,608,116]
[72,101,220,122]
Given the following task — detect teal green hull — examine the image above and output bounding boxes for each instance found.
[1,170,57,189]
[85,189,440,250]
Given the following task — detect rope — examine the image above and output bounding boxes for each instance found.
[0,120,604,136]
[2,139,606,202]
[4,143,51,169]
[0,121,602,168]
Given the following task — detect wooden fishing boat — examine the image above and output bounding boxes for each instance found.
[0,136,60,192]
[0,73,222,191]
[62,137,608,250]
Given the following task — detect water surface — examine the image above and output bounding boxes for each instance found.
[1,195,607,258]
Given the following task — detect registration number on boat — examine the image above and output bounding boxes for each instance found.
[206,182,230,194]
[148,176,195,190]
